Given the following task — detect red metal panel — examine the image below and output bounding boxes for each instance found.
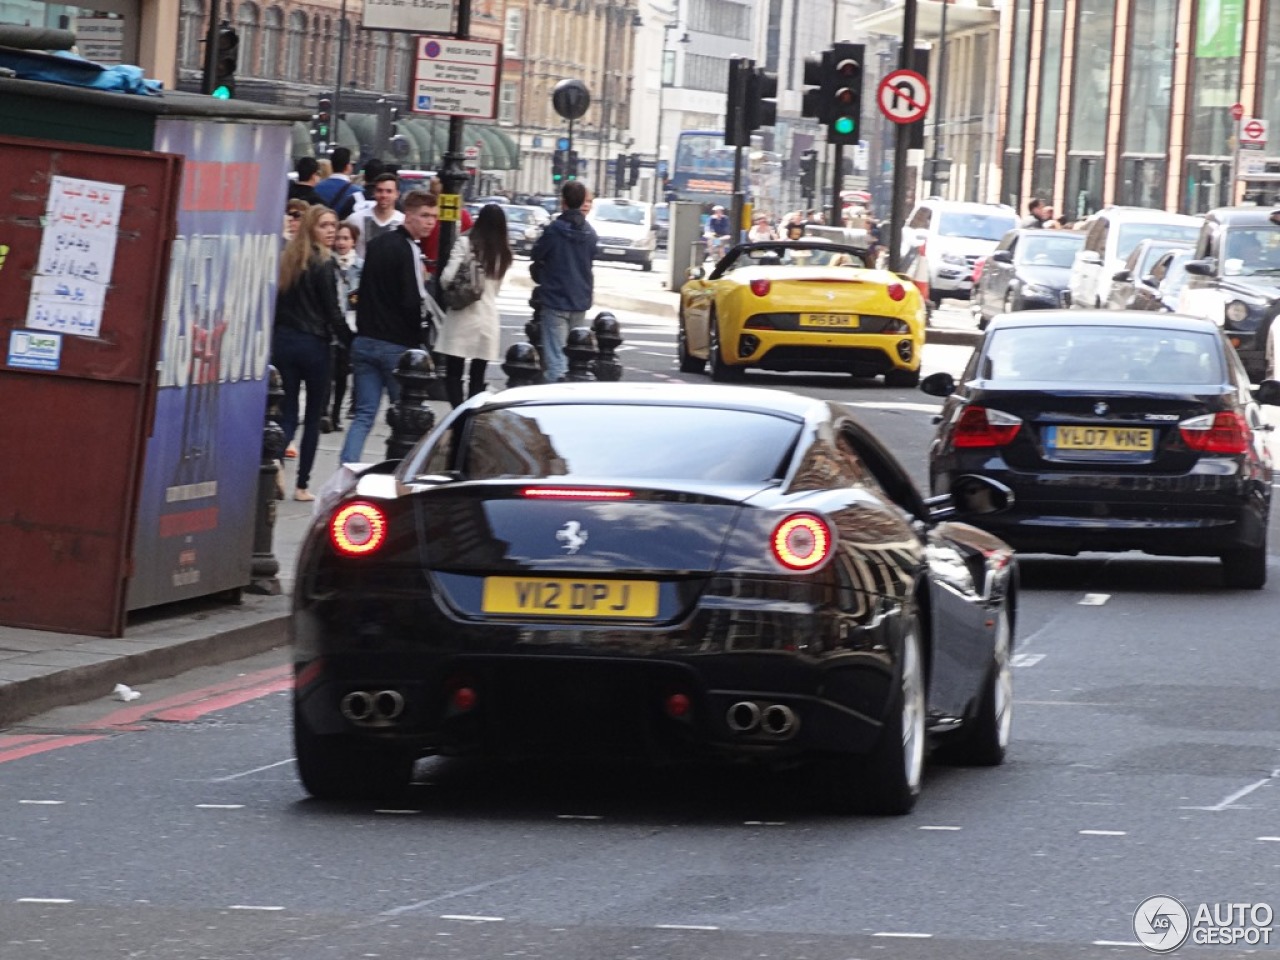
[0,135,181,637]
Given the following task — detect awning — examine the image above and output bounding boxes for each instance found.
[400,117,519,170]
[851,0,999,40]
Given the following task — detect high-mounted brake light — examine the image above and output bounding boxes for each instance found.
[952,405,1023,448]
[1179,411,1249,454]
[330,502,388,556]
[750,278,772,297]
[520,487,634,500]
[770,514,833,571]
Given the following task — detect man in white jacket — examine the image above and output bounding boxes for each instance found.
[347,174,405,257]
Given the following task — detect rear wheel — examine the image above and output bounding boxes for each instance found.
[1003,291,1017,315]
[1222,541,1267,590]
[293,704,415,802]
[677,310,704,373]
[641,257,654,272]
[708,314,744,382]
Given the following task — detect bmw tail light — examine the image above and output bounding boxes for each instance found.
[887,282,906,301]
[951,405,1023,448]
[972,257,987,284]
[770,514,832,571]
[750,278,772,297]
[330,502,388,556]
[1179,412,1249,454]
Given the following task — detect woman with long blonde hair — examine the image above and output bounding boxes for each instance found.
[271,204,351,501]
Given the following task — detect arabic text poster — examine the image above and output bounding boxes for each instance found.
[28,175,125,338]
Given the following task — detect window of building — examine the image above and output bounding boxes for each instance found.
[1123,0,1176,156]
[687,0,751,40]
[1262,1,1280,164]
[285,10,305,77]
[1069,1,1114,154]
[1035,0,1066,153]
[179,0,203,69]
[1186,0,1242,159]
[685,53,728,94]
[505,9,522,56]
[234,2,259,77]
[1005,0,1031,148]
[499,80,518,123]
[261,6,281,78]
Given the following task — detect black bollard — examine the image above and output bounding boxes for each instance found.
[590,311,624,381]
[563,326,598,382]
[385,348,439,461]
[248,366,286,596]
[502,342,544,388]
[525,285,544,370]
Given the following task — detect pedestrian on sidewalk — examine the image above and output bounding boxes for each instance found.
[346,173,404,257]
[271,204,351,501]
[339,190,440,465]
[437,204,513,407]
[529,181,596,382]
[330,220,363,429]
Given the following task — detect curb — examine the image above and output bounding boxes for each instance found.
[926,328,981,348]
[505,273,679,319]
[0,606,289,727]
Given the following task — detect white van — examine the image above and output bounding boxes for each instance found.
[587,197,657,271]
[1067,207,1202,309]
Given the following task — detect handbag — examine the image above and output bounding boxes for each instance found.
[442,242,484,310]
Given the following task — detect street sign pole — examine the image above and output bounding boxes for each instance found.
[888,0,918,274]
[437,0,473,278]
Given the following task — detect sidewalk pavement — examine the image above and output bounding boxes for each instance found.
[0,263,979,729]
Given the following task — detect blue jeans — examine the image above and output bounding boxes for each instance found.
[339,336,411,463]
[271,325,331,489]
[541,309,584,382]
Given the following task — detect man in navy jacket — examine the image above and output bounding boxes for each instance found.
[529,181,596,382]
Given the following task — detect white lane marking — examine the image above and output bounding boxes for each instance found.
[375,809,420,815]
[1011,653,1045,668]
[17,898,73,904]
[846,401,943,414]
[1092,940,1142,947]
[18,800,65,805]
[873,931,933,938]
[1182,768,1280,811]
[212,758,295,782]
[743,820,787,826]
[557,814,603,820]
[623,339,677,347]
[1079,830,1127,836]
[655,924,720,931]
[1079,593,1111,605]
[229,905,285,911]
[196,803,244,810]
[918,825,962,831]
[440,915,503,923]
[381,874,526,917]
[1259,836,1280,842]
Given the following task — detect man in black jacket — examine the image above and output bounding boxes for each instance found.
[529,181,596,381]
[339,190,439,463]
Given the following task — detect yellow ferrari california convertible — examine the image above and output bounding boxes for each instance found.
[678,240,927,386]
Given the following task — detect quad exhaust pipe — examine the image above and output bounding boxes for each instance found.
[340,689,406,725]
[726,700,798,739]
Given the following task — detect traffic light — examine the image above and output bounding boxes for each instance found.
[799,149,818,196]
[725,57,752,146]
[568,150,580,180]
[744,66,777,133]
[801,51,832,124]
[552,148,567,183]
[387,104,410,157]
[314,96,333,147]
[628,153,641,187]
[211,21,238,99]
[827,42,864,146]
[614,153,628,193]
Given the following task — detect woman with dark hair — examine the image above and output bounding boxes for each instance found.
[436,203,514,406]
[271,204,351,501]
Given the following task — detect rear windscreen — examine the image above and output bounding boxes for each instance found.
[462,405,800,482]
[982,326,1222,384]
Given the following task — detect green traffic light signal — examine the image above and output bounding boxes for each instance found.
[833,116,855,136]
[212,85,231,100]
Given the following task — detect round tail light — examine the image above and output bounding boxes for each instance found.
[750,278,772,297]
[770,514,833,571]
[887,282,907,301]
[329,502,388,556]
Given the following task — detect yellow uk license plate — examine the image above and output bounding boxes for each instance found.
[1052,425,1154,452]
[481,577,660,618]
[799,313,859,328]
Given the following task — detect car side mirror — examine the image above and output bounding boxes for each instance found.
[1112,269,1132,282]
[1183,259,1214,277]
[950,475,1014,516]
[991,250,1013,264]
[920,371,956,397]
[1141,274,1158,287]
[1079,251,1103,265]
[1255,379,1280,406]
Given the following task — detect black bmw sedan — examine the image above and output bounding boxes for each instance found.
[292,383,1018,815]
[922,311,1280,588]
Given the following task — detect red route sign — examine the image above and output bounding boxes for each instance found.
[1244,119,1265,141]
[1231,102,1245,121]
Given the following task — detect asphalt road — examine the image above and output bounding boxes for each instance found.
[1,272,1277,959]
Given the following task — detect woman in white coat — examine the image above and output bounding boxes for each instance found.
[437,203,513,407]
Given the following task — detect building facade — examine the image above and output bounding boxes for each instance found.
[1002,0,1280,219]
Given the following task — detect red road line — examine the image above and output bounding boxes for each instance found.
[150,675,293,723]
[94,664,291,727]
[0,735,106,765]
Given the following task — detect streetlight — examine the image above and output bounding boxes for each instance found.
[654,20,688,203]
